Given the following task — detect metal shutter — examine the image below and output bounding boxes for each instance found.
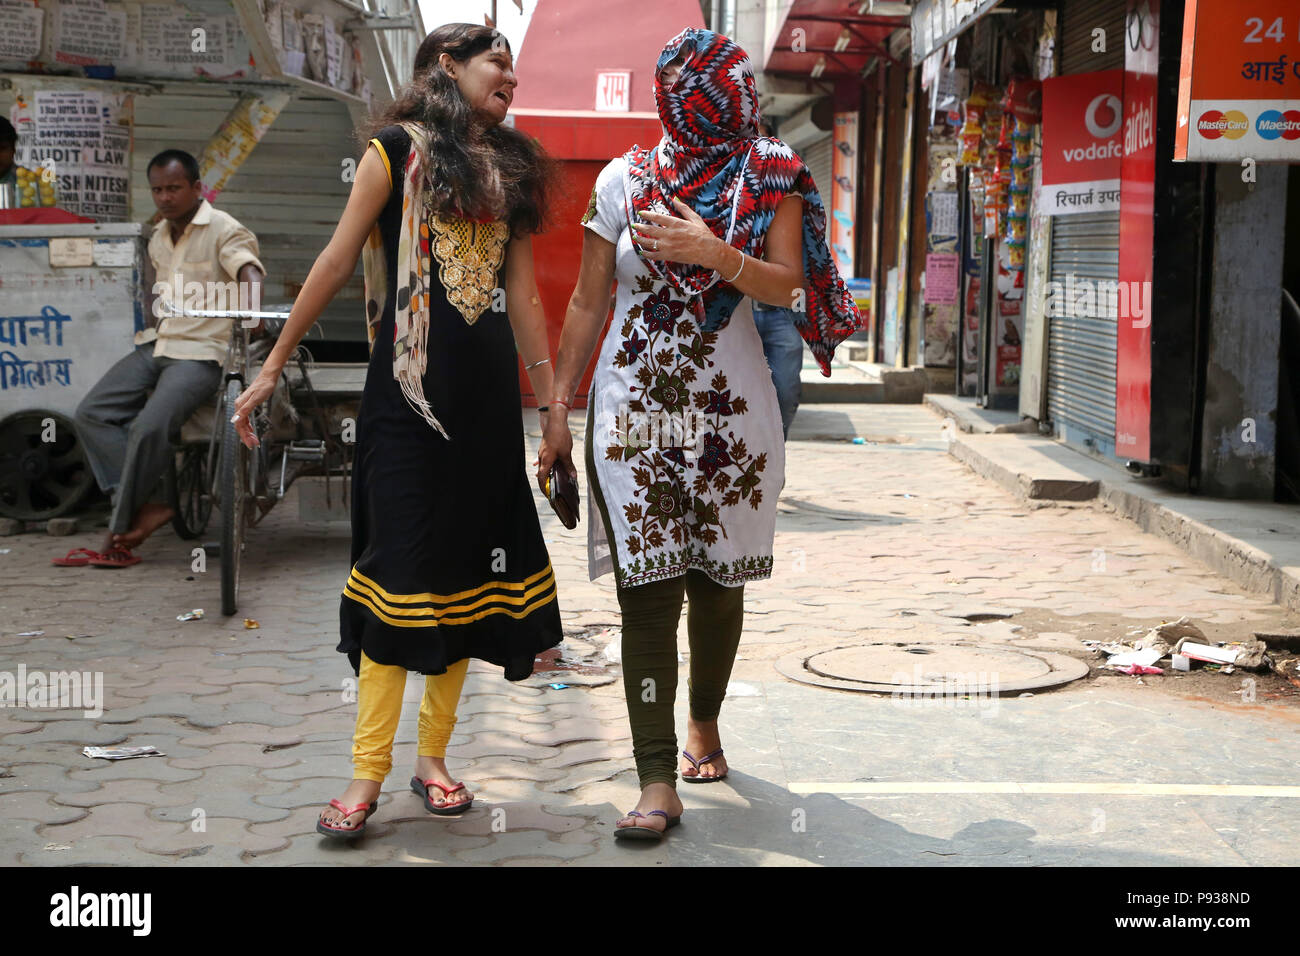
[1058,0,1126,74]
[1044,0,1124,449]
[1047,210,1119,444]
[801,135,834,200]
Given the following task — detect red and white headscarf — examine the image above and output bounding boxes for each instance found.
[622,28,862,375]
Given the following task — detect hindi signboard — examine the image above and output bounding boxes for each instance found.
[1040,70,1124,215]
[1174,0,1300,161]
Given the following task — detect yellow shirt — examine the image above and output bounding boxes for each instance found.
[136,199,265,364]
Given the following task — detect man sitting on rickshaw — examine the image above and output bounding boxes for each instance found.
[54,149,264,568]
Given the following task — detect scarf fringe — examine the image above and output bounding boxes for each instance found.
[398,372,450,440]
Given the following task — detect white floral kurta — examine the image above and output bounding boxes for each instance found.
[582,157,785,589]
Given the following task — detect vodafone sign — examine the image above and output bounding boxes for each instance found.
[1041,70,1125,215]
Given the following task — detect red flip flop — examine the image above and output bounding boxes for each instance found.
[409,776,474,815]
[87,548,142,568]
[52,548,103,567]
[315,799,379,840]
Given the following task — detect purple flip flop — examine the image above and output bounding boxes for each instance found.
[681,748,728,783]
[614,809,682,842]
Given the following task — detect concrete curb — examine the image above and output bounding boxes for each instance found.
[935,409,1300,613]
[1095,482,1300,611]
[948,434,1100,501]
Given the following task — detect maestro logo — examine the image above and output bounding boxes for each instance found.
[1198,109,1249,140]
[1256,109,1300,141]
[1084,93,1123,139]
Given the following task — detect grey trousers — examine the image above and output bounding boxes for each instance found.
[74,343,221,535]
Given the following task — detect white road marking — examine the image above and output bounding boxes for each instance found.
[789,782,1300,797]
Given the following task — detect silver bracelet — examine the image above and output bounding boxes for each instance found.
[726,248,746,283]
[525,357,551,370]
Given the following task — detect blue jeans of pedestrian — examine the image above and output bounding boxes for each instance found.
[751,303,803,439]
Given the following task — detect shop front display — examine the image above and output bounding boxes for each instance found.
[1041,0,1127,456]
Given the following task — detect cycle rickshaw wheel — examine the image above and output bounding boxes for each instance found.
[219,379,247,616]
[0,411,95,520]
[168,444,213,539]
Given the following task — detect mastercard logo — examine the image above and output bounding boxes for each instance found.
[1197,109,1249,140]
[1256,109,1300,141]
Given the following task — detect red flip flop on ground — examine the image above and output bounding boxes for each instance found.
[409,775,474,815]
[52,548,103,567]
[87,548,142,568]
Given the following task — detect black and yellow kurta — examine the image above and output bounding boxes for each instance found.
[338,124,562,681]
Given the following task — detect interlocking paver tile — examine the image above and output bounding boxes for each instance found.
[5,790,88,825]
[18,835,170,867]
[135,816,291,859]
[443,801,591,837]
[38,802,170,842]
[449,827,597,864]
[520,720,629,748]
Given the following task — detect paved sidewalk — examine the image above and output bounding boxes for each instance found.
[925,393,1300,611]
[2,405,1298,865]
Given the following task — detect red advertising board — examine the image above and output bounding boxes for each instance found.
[1175,0,1300,161]
[1041,70,1125,215]
[1116,0,1158,463]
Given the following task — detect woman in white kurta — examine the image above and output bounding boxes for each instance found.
[580,155,785,590]
[539,28,860,840]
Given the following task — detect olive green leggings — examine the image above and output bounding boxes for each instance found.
[585,403,745,788]
[616,571,745,789]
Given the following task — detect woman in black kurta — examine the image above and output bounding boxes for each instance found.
[231,23,561,839]
[339,122,560,680]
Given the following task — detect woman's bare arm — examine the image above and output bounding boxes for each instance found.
[504,232,555,408]
[535,228,617,488]
[231,145,390,446]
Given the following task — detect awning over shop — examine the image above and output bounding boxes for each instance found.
[765,0,908,81]
[910,0,1008,66]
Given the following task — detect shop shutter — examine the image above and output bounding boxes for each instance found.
[1047,210,1119,443]
[1044,0,1125,450]
[801,135,835,201]
[132,89,360,343]
[1058,0,1126,74]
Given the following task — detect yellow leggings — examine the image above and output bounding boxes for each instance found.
[352,651,470,783]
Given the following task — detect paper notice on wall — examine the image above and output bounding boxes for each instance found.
[138,4,231,71]
[279,5,304,74]
[197,91,290,203]
[53,0,127,66]
[0,0,44,61]
[300,13,327,83]
[347,36,371,105]
[30,90,133,221]
[323,16,344,88]
[928,191,959,240]
[264,0,283,54]
[923,252,960,305]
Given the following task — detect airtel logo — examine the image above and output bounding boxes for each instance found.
[1085,94,1123,139]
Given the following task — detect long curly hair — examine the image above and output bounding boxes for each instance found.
[360,23,552,236]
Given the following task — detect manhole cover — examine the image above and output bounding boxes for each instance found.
[776,641,1089,696]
